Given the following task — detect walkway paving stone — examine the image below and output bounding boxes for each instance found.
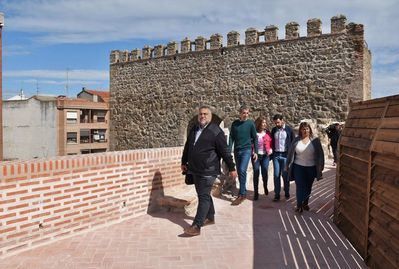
[0,165,367,269]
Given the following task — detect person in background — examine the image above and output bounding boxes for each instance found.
[181,105,237,236]
[252,116,273,200]
[286,121,324,212]
[326,123,341,166]
[271,114,294,201]
[229,105,258,206]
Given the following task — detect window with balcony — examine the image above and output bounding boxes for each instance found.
[66,132,78,144]
[99,129,106,142]
[95,110,106,123]
[92,129,106,142]
[92,149,107,153]
[80,110,90,123]
[66,111,78,124]
[80,129,90,143]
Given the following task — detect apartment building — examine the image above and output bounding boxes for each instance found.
[57,89,110,155]
[3,95,58,160]
[2,89,110,160]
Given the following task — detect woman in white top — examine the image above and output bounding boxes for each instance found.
[286,122,324,212]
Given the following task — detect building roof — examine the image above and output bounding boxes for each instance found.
[56,96,109,110]
[33,95,58,102]
[6,94,58,102]
[7,95,27,101]
[7,92,27,101]
[81,89,110,103]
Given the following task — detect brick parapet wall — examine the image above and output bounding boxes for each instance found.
[0,147,184,258]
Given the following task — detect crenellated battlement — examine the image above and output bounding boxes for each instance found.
[110,14,362,64]
[109,14,371,150]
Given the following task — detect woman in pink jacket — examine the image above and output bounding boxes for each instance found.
[252,116,273,200]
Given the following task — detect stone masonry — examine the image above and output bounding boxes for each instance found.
[109,15,371,150]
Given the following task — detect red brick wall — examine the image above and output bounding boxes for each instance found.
[0,147,184,257]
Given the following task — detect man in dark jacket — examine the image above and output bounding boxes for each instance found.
[271,114,294,201]
[326,123,341,165]
[181,105,237,236]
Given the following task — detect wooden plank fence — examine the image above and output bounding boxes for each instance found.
[334,94,399,269]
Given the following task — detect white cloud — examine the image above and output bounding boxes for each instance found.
[373,68,399,98]
[4,69,108,81]
[373,49,399,66]
[2,0,398,48]
[3,45,31,56]
[2,0,399,98]
[3,69,109,97]
[22,79,105,85]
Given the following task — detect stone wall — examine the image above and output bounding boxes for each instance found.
[109,15,371,150]
[363,42,372,100]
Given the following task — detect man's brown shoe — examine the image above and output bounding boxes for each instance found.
[203,218,215,226]
[231,196,245,206]
[184,225,200,236]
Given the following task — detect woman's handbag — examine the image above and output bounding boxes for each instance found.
[183,172,194,185]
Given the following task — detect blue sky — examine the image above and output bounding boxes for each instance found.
[1,0,398,99]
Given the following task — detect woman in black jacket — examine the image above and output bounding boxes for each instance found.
[286,122,324,213]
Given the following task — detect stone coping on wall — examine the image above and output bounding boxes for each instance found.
[109,15,364,65]
[0,147,183,181]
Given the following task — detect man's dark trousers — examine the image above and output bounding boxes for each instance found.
[192,175,216,227]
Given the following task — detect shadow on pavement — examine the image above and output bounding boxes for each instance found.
[252,165,367,268]
[147,170,194,231]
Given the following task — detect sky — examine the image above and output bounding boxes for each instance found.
[0,0,398,99]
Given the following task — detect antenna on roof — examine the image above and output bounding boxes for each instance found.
[19,89,25,100]
[65,68,70,97]
[36,79,39,95]
[20,81,24,97]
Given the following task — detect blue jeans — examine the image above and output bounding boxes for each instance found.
[234,148,252,196]
[293,164,316,207]
[272,152,289,198]
[252,154,270,194]
[193,175,216,227]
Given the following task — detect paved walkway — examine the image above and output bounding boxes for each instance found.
[0,165,366,269]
